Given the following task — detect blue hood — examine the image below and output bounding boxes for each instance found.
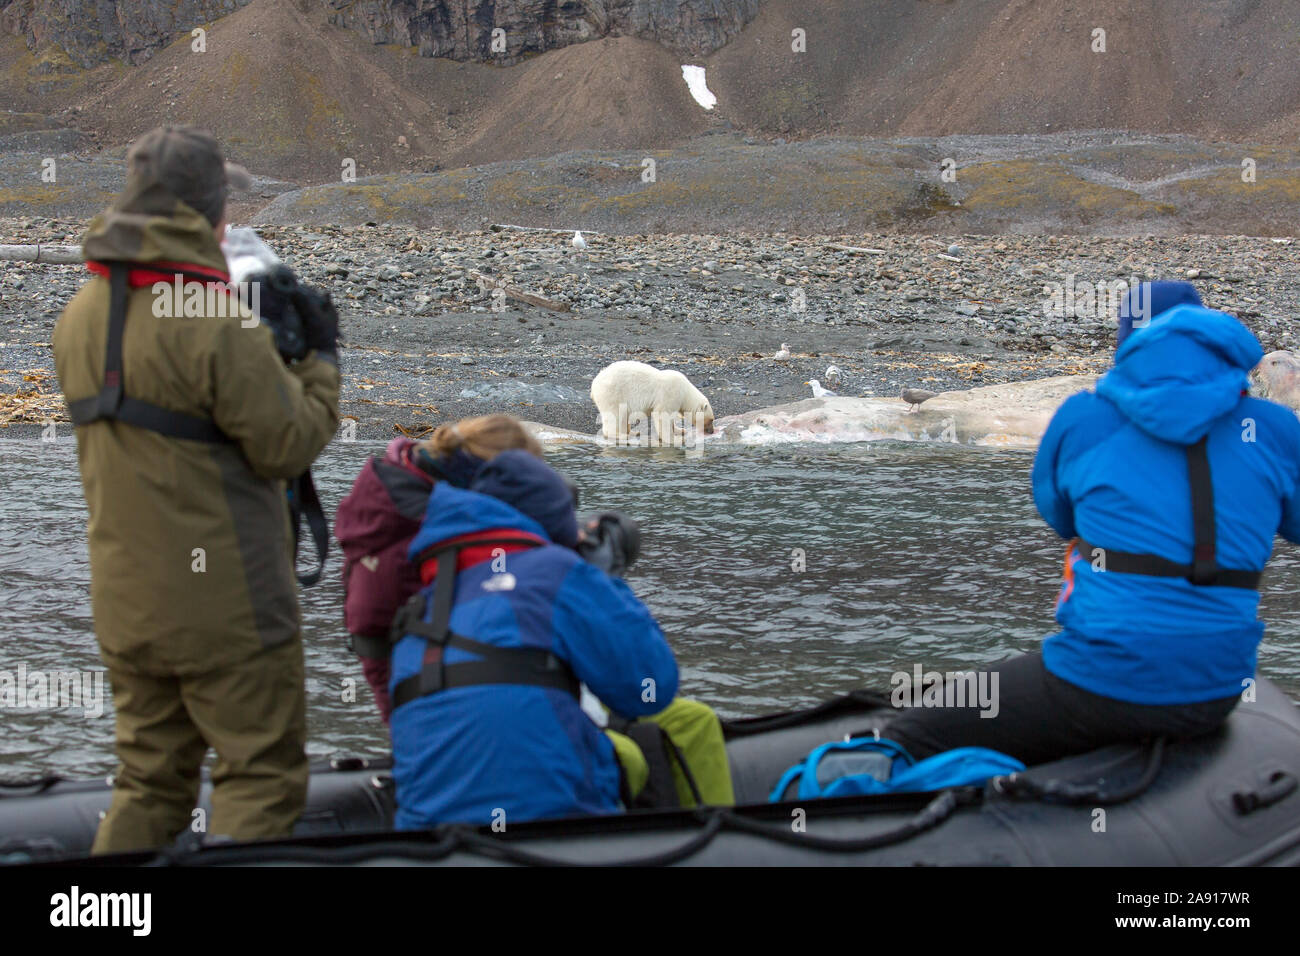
[408,483,551,560]
[408,450,578,559]
[470,450,578,549]
[1115,280,1202,348]
[1096,304,1261,445]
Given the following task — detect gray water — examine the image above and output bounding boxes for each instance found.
[4,437,1300,778]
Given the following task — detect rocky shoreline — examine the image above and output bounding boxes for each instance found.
[2,217,1297,441]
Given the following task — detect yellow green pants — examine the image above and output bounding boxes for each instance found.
[92,638,308,854]
[606,697,735,807]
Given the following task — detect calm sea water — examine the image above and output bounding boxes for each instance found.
[3,437,1299,778]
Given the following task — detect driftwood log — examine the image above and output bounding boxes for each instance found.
[825,243,888,255]
[0,244,83,263]
[488,223,601,236]
[467,268,571,313]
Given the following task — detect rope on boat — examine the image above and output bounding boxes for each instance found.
[0,775,65,796]
[990,738,1167,806]
[720,690,893,739]
[7,699,1172,866]
[139,788,974,867]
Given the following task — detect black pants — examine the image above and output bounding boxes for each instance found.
[883,652,1239,767]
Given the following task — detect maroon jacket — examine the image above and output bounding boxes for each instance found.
[335,438,436,723]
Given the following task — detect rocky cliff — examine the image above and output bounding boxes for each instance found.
[0,0,759,68]
[0,0,252,66]
[324,0,761,62]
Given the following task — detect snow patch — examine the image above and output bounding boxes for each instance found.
[681,65,717,110]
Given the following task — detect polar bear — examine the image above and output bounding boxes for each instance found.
[590,360,715,445]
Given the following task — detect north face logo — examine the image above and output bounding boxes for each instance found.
[482,572,516,592]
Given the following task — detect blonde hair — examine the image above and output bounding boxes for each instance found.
[420,414,543,463]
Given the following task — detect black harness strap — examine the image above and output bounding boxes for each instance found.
[66,263,330,588]
[99,263,126,416]
[391,645,579,710]
[66,265,231,444]
[288,472,330,587]
[1186,436,1219,585]
[1077,436,1262,590]
[65,395,231,443]
[389,537,580,710]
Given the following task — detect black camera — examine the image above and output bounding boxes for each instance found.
[239,265,338,363]
[575,511,641,577]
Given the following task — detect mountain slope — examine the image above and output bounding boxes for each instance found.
[3,0,1299,184]
[705,0,1300,145]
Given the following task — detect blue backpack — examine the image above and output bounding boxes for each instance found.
[769,736,1025,801]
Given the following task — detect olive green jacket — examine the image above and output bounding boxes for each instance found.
[54,186,340,676]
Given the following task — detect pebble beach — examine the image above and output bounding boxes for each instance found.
[2,217,1297,439]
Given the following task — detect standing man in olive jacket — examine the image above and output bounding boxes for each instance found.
[53,126,340,853]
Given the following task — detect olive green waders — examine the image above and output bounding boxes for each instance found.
[92,638,308,854]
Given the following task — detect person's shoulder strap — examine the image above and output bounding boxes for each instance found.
[1186,436,1218,586]
[66,264,127,426]
[100,263,128,416]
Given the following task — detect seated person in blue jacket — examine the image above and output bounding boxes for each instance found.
[885,296,1300,766]
[1115,279,1202,349]
[389,446,728,828]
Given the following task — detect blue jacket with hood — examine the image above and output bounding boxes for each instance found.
[389,450,679,829]
[1033,305,1300,704]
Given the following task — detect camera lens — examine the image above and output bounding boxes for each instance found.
[266,265,297,294]
[563,476,580,507]
[618,516,641,567]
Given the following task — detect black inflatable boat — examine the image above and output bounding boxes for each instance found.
[4,677,1300,866]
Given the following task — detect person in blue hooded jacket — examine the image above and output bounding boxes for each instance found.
[388,447,681,828]
[885,302,1300,764]
[1115,279,1202,350]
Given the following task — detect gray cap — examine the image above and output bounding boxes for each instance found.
[124,125,252,226]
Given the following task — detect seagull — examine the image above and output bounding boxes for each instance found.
[572,231,588,251]
[773,343,791,361]
[806,379,836,398]
[901,388,938,412]
[824,364,843,386]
